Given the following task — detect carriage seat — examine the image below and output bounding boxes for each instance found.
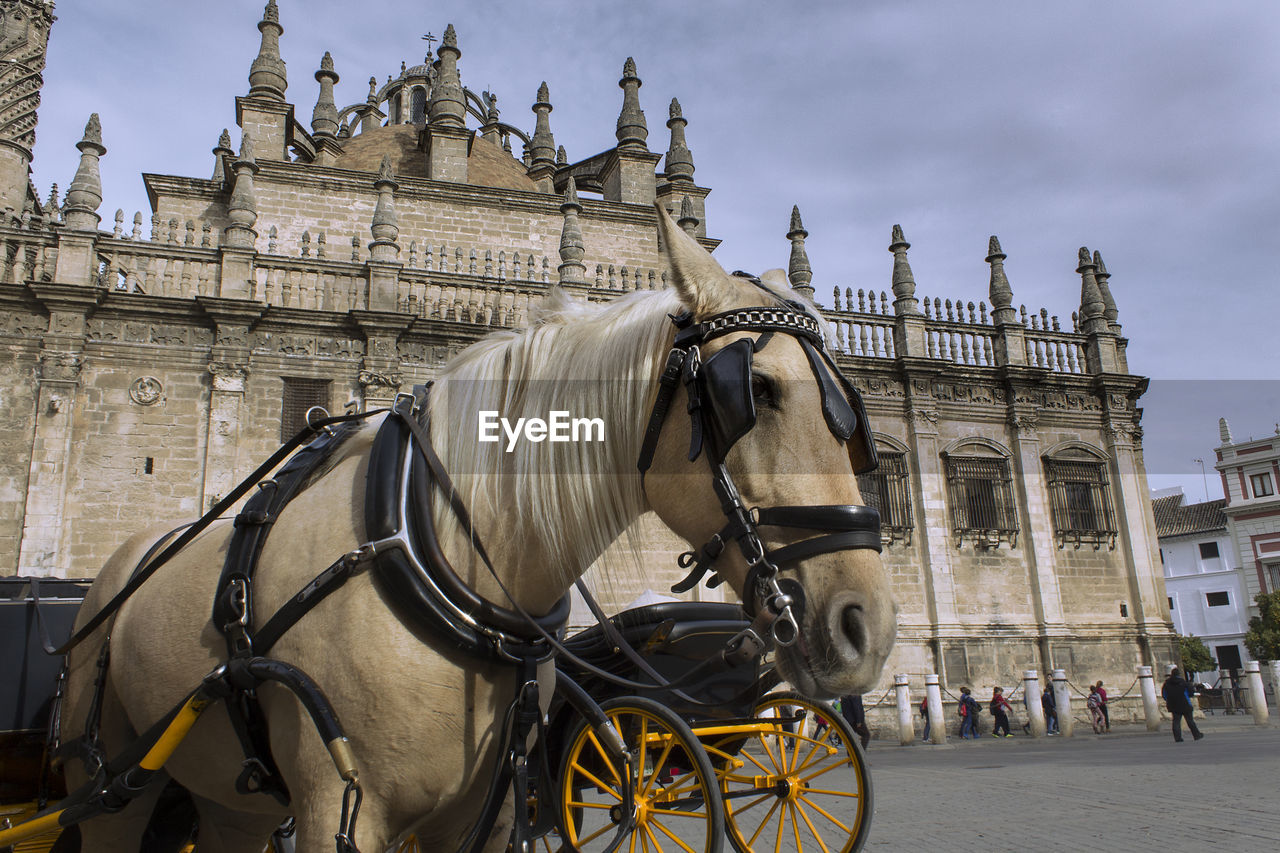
[563,601,748,665]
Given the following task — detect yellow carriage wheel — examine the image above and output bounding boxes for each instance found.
[558,696,724,853]
[713,692,872,853]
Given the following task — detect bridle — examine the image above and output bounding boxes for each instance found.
[637,280,884,657]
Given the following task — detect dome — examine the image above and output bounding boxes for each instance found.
[405,64,432,78]
[336,124,537,192]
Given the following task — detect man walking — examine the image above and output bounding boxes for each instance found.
[1161,666,1204,743]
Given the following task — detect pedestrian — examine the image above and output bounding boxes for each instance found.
[989,686,1013,737]
[1161,666,1204,743]
[920,696,931,741]
[1087,685,1105,733]
[1041,684,1059,734]
[840,694,872,749]
[1094,680,1110,731]
[958,687,981,738]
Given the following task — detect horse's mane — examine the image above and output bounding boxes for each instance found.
[428,286,684,580]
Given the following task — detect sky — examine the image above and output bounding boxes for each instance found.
[28,0,1279,502]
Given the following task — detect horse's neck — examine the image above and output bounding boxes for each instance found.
[427,292,675,615]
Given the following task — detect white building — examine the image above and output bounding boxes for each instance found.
[1152,487,1249,677]
[1214,418,1280,608]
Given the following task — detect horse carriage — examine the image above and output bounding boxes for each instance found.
[0,206,893,852]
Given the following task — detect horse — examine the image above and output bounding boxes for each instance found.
[58,205,897,852]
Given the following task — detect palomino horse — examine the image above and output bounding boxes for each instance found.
[59,206,896,852]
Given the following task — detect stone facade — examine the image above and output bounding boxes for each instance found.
[0,1,1176,710]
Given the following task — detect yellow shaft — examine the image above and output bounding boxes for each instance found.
[0,809,65,846]
[141,694,213,770]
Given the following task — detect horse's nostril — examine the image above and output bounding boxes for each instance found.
[841,604,866,657]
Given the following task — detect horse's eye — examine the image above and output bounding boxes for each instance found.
[751,373,776,406]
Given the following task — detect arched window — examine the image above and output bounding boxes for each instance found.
[1042,444,1117,549]
[941,439,1018,549]
[410,87,426,126]
[390,93,402,125]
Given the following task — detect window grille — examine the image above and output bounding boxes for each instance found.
[943,454,1018,548]
[411,87,427,126]
[281,377,331,442]
[857,450,913,546]
[1043,457,1117,549]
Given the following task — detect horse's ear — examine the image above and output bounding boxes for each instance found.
[655,202,746,317]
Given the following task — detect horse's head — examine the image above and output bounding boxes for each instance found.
[642,205,897,698]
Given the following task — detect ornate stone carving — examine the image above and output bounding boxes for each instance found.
[359,369,402,389]
[1007,412,1040,433]
[909,407,939,426]
[931,382,1000,406]
[38,351,83,382]
[215,326,249,348]
[128,376,163,406]
[208,361,249,393]
[851,376,906,399]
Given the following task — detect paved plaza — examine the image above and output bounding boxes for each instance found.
[861,713,1279,851]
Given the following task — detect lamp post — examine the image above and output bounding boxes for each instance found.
[1193,458,1209,502]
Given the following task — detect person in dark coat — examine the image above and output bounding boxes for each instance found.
[840,694,872,749]
[1161,666,1204,742]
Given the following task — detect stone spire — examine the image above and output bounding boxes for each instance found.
[311,52,340,139]
[615,57,648,150]
[529,82,556,172]
[986,236,1017,324]
[557,177,587,285]
[247,0,287,100]
[888,225,920,315]
[369,155,399,260]
[1218,417,1233,445]
[224,132,260,249]
[480,90,500,144]
[1077,247,1106,327]
[664,98,694,182]
[1092,249,1120,329]
[0,0,57,214]
[677,195,700,236]
[212,129,234,182]
[428,24,465,127]
[63,114,106,231]
[786,206,814,300]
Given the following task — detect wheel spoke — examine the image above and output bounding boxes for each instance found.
[795,798,834,853]
[584,730,623,787]
[746,797,784,847]
[799,794,854,833]
[651,816,699,853]
[569,763,624,802]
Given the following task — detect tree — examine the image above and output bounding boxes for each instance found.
[1177,633,1216,675]
[1244,591,1280,662]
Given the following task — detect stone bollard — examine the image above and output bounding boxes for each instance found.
[1138,665,1160,731]
[894,674,915,745]
[1245,660,1270,725]
[1270,661,1280,708]
[1052,669,1073,737]
[925,674,946,744]
[1023,670,1046,737]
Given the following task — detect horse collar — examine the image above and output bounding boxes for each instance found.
[637,295,884,649]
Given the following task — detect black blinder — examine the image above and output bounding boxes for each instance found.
[697,338,757,461]
[798,337,879,475]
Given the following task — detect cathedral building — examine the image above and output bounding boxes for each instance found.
[0,0,1176,714]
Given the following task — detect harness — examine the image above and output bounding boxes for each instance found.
[636,279,883,657]
[38,280,887,853]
